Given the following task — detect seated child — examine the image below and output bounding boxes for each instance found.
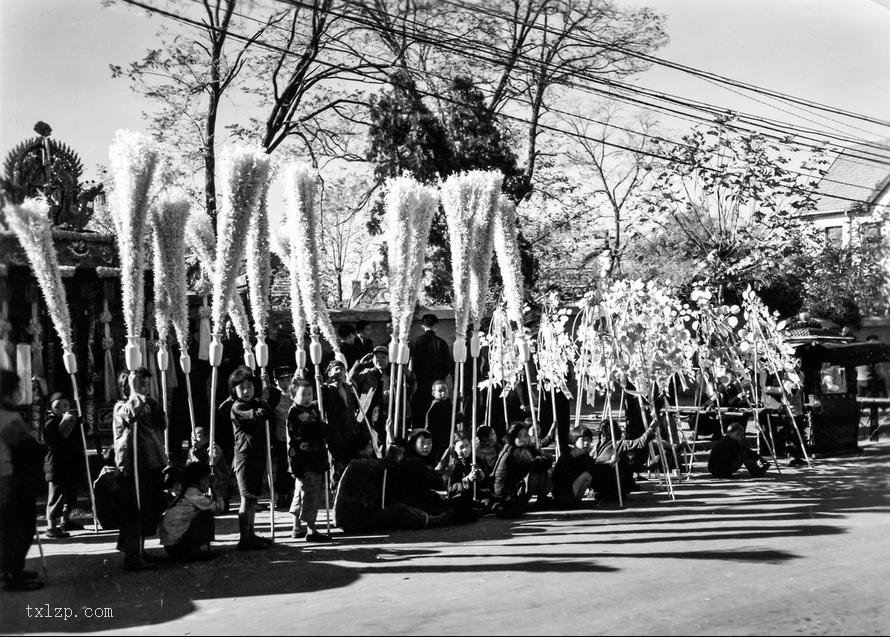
[474,425,500,480]
[490,422,553,517]
[551,427,596,505]
[333,448,452,535]
[188,426,232,512]
[286,380,331,542]
[437,436,484,504]
[388,429,448,516]
[708,422,769,479]
[159,462,224,561]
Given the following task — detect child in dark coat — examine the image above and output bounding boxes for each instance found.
[228,365,280,551]
[287,380,330,542]
[491,422,553,517]
[425,381,461,461]
[552,427,596,505]
[43,392,84,538]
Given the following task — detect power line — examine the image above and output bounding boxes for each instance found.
[439,0,890,130]
[217,0,884,194]
[264,0,890,166]
[117,0,889,208]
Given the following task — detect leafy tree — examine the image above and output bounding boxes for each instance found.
[635,121,830,294]
[365,73,536,303]
[109,1,283,227]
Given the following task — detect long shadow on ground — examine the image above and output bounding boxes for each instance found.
[3,445,888,633]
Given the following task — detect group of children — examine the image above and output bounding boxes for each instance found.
[2,357,780,586]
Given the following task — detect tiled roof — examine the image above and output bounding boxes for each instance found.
[812,138,890,214]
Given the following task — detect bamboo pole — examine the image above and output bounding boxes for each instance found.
[550,386,561,459]
[685,381,704,479]
[62,348,98,533]
[256,338,275,539]
[603,388,623,509]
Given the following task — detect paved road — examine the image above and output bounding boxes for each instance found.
[3,443,889,635]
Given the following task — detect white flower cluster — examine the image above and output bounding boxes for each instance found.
[534,293,575,396]
[4,199,73,351]
[108,130,159,339]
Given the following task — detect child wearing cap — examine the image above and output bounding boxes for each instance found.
[286,379,330,542]
[43,392,84,538]
[229,365,280,551]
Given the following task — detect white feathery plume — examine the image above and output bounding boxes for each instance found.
[467,171,503,328]
[150,194,190,350]
[4,199,73,351]
[384,176,440,340]
[384,177,412,338]
[108,130,159,339]
[283,162,339,353]
[442,170,500,335]
[246,182,273,341]
[493,195,525,327]
[400,184,439,340]
[185,208,216,281]
[210,146,271,334]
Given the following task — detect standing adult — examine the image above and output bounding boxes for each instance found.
[355,320,375,358]
[337,324,362,369]
[0,370,45,591]
[43,392,84,538]
[113,368,168,570]
[410,314,452,429]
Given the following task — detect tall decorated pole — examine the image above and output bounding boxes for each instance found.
[466,172,502,466]
[283,162,341,535]
[442,171,494,445]
[109,130,159,516]
[150,194,191,452]
[492,196,537,440]
[245,178,276,536]
[5,199,99,532]
[385,176,439,440]
[208,147,271,460]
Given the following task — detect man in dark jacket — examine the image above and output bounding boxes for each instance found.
[708,422,769,479]
[1,370,45,591]
[410,314,452,426]
[43,392,84,538]
[589,419,656,502]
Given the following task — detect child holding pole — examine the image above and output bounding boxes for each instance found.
[286,379,330,541]
[228,365,280,550]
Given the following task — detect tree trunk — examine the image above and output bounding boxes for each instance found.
[205,93,219,231]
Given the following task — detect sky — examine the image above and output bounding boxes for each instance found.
[1,0,889,181]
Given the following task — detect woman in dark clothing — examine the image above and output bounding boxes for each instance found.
[113,368,168,571]
[1,370,45,591]
[490,423,553,517]
[388,429,448,516]
[228,366,281,550]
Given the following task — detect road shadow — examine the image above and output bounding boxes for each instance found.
[4,445,886,633]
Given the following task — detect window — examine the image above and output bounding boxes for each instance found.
[820,363,846,395]
[860,222,881,244]
[825,226,843,243]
